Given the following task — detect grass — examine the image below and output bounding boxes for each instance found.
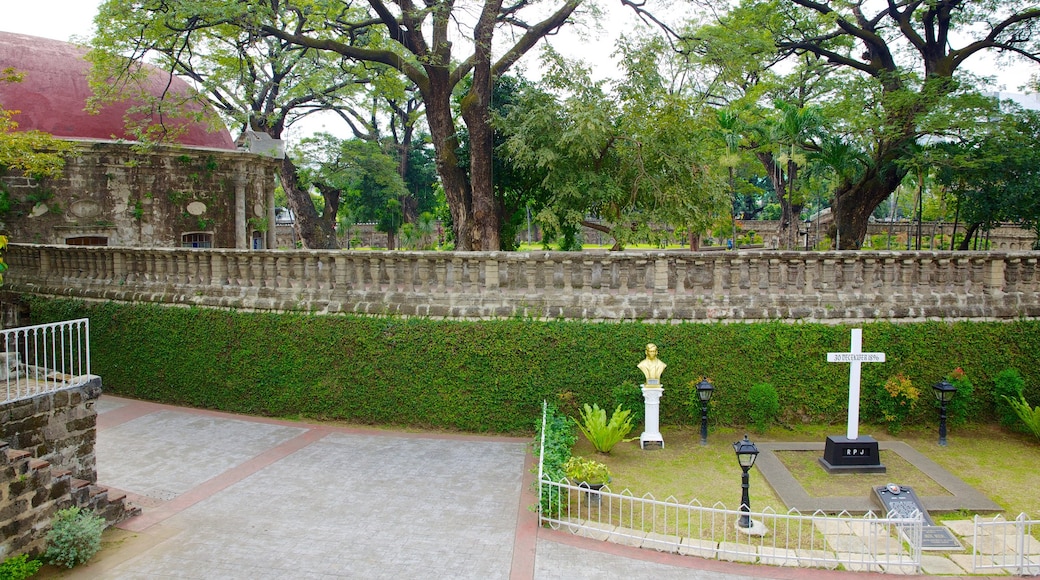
[575,423,1040,521]
[774,450,951,497]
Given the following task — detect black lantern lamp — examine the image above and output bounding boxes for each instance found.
[932,380,957,446]
[732,434,759,528]
[696,379,715,446]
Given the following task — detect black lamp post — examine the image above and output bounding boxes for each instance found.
[933,380,957,446]
[696,379,714,446]
[733,434,759,528]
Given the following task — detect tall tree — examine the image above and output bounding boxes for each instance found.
[760,0,1040,248]
[88,1,395,249]
[254,0,610,250]
[499,49,726,250]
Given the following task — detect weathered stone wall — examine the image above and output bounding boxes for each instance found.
[5,244,1040,322]
[0,380,102,481]
[0,380,137,560]
[0,141,279,249]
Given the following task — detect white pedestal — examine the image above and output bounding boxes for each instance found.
[640,385,664,449]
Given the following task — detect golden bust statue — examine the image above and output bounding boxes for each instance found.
[637,343,666,383]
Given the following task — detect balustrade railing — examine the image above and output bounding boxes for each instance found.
[6,244,1040,321]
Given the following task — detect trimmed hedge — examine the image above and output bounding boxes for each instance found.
[27,298,1040,434]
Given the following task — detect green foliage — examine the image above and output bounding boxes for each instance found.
[870,373,920,435]
[572,403,635,454]
[747,383,780,433]
[1004,395,1040,441]
[498,46,727,249]
[44,507,105,569]
[993,368,1026,429]
[533,402,575,515]
[944,368,977,427]
[0,554,42,580]
[25,298,1040,434]
[610,382,644,426]
[563,456,611,485]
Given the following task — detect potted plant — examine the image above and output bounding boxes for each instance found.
[563,456,611,495]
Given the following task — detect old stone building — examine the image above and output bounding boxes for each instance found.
[0,31,278,249]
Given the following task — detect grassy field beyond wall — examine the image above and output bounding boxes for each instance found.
[27,298,1040,434]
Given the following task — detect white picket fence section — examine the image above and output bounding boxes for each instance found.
[1,318,91,404]
[972,513,1040,575]
[538,477,924,573]
[536,402,923,573]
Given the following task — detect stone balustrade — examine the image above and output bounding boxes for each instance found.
[6,244,1040,322]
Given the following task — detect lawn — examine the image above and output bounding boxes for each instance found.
[569,422,1040,521]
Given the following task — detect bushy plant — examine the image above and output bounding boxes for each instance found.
[610,382,644,426]
[747,383,780,433]
[44,507,105,569]
[533,402,575,484]
[944,368,976,426]
[563,456,611,485]
[993,368,1025,429]
[533,401,577,516]
[1004,395,1040,441]
[573,403,635,454]
[874,373,920,434]
[0,554,42,580]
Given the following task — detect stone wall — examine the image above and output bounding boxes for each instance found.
[1,141,279,249]
[5,244,1040,322]
[0,380,136,560]
[0,379,102,482]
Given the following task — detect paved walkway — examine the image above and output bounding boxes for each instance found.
[60,396,978,579]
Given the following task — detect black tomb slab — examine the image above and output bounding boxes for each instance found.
[873,484,962,550]
[819,435,886,473]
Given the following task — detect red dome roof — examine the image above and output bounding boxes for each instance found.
[0,31,235,150]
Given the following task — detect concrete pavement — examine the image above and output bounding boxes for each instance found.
[52,395,940,579]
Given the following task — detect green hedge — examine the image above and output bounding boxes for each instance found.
[27,298,1040,434]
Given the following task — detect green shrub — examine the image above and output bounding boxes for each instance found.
[573,403,635,454]
[563,456,611,484]
[872,373,920,435]
[44,507,105,569]
[747,383,780,433]
[0,554,42,580]
[993,368,1025,429]
[610,382,644,426]
[1004,395,1040,441]
[533,401,576,516]
[25,298,1040,433]
[944,368,977,426]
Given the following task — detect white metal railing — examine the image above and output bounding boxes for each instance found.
[972,513,1040,575]
[1,318,91,405]
[538,478,922,573]
[536,402,923,573]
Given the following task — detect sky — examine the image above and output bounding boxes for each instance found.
[3,0,1036,136]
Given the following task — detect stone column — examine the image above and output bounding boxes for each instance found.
[640,385,664,449]
[234,162,247,249]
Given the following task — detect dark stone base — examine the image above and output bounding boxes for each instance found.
[819,435,886,474]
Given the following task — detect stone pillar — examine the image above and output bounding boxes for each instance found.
[640,385,664,449]
[234,164,247,249]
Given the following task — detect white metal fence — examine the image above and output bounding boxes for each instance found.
[972,513,1040,575]
[535,402,924,573]
[538,478,924,573]
[1,318,91,404]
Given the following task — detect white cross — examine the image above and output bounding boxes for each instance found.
[827,328,885,440]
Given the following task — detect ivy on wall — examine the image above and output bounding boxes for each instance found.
[27,298,1040,434]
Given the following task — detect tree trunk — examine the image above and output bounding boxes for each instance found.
[280,156,339,249]
[422,74,476,250]
[831,142,909,249]
[957,222,982,251]
[756,152,802,250]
